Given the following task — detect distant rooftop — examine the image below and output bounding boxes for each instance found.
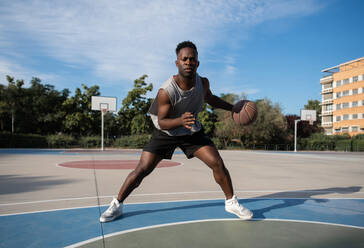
[321,56,364,73]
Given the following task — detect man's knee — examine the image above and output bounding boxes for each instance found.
[211,158,226,172]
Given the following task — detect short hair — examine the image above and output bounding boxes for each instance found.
[175,41,198,56]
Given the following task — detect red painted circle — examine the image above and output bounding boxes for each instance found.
[58,160,181,170]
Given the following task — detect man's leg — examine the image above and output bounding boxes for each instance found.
[193,145,234,199]
[117,151,163,202]
[193,145,253,219]
[100,151,162,222]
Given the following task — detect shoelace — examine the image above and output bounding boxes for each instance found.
[107,201,117,212]
[232,200,245,212]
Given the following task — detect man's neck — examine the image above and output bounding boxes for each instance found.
[174,74,195,90]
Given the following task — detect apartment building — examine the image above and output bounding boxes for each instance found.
[320,57,364,136]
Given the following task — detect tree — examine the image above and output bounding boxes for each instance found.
[286,114,323,140]
[213,93,242,147]
[1,76,25,133]
[117,75,153,135]
[198,103,217,137]
[239,98,289,148]
[22,78,69,134]
[62,84,101,136]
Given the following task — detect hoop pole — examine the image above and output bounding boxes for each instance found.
[294,119,299,152]
[101,110,105,151]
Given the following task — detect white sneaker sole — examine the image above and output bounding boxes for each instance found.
[99,212,123,223]
[225,209,253,220]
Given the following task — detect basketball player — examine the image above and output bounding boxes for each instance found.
[100,41,253,222]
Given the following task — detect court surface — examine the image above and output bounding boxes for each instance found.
[0,149,363,247]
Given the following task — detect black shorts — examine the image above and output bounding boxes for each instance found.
[143,128,215,159]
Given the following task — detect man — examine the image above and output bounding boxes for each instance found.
[100,41,253,222]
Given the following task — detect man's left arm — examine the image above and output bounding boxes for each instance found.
[201,77,233,111]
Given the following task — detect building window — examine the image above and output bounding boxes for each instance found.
[352,88,358,95]
[324,104,333,111]
[335,128,341,133]
[342,127,349,132]
[342,102,349,109]
[336,80,341,87]
[343,114,349,120]
[323,83,332,89]
[336,92,341,98]
[352,114,358,119]
[352,101,358,107]
[336,104,341,110]
[343,78,349,84]
[352,126,358,132]
[343,90,349,96]
[353,76,358,82]
[336,116,341,121]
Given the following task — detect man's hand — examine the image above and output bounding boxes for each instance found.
[180,112,195,129]
[232,100,247,114]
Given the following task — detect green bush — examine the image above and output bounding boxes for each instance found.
[352,139,364,152]
[0,132,48,148]
[299,133,336,151]
[211,138,225,150]
[335,139,352,151]
[353,134,364,140]
[47,134,77,148]
[79,136,101,148]
[113,134,151,148]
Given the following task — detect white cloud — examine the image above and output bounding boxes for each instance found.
[0,0,324,88]
[0,57,60,86]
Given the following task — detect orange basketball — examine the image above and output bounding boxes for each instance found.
[232,100,258,126]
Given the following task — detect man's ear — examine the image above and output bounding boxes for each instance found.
[197,60,200,68]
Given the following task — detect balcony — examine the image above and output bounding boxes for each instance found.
[321,87,333,94]
[322,122,333,127]
[320,75,333,84]
[322,99,333,104]
[322,110,333,116]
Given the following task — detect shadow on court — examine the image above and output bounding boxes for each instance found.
[117,186,362,221]
[248,186,362,219]
[0,174,78,195]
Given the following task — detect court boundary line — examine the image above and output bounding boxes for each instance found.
[1,197,363,217]
[64,218,364,248]
[2,189,363,207]
[55,160,184,170]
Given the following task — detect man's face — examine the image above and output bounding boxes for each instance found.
[175,47,199,79]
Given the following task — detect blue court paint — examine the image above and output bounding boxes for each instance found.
[0,198,363,248]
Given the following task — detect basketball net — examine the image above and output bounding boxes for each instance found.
[101,108,107,114]
[308,118,313,125]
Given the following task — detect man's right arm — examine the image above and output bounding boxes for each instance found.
[157,89,195,130]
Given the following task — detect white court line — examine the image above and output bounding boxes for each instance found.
[1,195,364,217]
[65,218,364,248]
[1,190,363,207]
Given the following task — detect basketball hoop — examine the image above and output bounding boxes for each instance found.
[309,119,314,125]
[91,96,117,151]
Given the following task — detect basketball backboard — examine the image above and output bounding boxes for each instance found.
[301,109,316,124]
[91,96,117,112]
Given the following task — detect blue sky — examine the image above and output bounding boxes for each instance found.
[0,0,363,115]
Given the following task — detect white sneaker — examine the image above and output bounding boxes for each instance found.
[225,195,253,220]
[99,198,123,223]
